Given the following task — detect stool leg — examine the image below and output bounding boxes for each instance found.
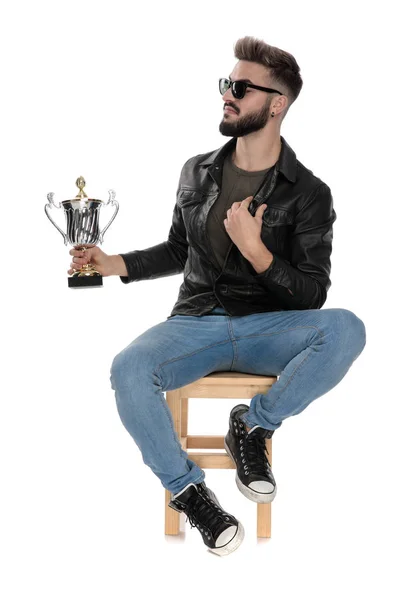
[165,488,180,535]
[164,389,182,535]
[181,397,188,438]
[257,437,272,538]
[257,504,271,538]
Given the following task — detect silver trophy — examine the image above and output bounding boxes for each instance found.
[45,176,119,288]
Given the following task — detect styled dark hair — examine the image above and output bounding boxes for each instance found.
[233,36,303,119]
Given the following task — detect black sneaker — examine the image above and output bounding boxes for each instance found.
[224,404,277,503]
[168,481,244,556]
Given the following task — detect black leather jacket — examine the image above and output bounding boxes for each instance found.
[119,135,337,318]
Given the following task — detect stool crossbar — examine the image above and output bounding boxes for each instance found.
[164,371,278,538]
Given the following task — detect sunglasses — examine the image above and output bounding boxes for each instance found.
[219,77,283,100]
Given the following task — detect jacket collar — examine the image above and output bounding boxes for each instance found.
[198,134,297,183]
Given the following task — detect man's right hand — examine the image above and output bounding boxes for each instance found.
[68,245,128,277]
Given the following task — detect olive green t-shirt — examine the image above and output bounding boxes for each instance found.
[206,148,272,270]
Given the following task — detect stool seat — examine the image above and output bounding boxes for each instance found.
[164,371,278,538]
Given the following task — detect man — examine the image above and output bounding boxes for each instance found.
[69,37,366,557]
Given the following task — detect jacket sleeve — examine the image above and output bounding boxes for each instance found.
[118,167,189,284]
[252,183,337,309]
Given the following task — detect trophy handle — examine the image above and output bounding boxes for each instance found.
[98,189,119,244]
[44,192,68,246]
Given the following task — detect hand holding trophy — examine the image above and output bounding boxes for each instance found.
[67,244,111,277]
[45,176,119,288]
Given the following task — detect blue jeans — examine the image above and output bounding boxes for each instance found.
[110,307,366,494]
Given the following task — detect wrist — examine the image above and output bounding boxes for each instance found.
[109,254,128,277]
[244,243,274,273]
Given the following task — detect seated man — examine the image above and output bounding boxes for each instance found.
[68,36,366,557]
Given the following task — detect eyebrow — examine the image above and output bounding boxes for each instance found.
[228,74,254,84]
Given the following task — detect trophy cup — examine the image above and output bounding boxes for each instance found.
[45,176,119,288]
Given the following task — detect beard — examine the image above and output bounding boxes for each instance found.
[219,98,273,138]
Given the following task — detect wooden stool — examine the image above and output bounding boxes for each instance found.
[164,371,278,538]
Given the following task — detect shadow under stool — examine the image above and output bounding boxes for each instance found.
[164,371,278,538]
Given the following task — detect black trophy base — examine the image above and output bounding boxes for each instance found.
[68,275,103,288]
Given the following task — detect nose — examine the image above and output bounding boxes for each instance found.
[222,87,235,104]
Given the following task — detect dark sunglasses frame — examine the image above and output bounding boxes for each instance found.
[219,77,284,99]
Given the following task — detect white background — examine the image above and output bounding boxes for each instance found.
[1,0,399,598]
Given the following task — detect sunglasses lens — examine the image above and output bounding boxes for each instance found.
[219,78,246,98]
[219,78,229,95]
[232,81,245,99]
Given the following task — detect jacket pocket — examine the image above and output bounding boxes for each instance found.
[261,206,294,254]
[176,190,206,240]
[262,205,294,226]
[177,188,208,208]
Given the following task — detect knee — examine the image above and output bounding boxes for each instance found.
[110,347,139,391]
[332,309,367,356]
[110,350,127,391]
[110,344,159,391]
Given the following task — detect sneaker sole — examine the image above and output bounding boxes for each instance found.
[224,439,277,504]
[209,520,245,556]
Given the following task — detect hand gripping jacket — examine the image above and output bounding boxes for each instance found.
[119,135,337,318]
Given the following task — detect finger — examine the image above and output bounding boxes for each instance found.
[232,199,248,211]
[256,203,268,215]
[70,258,88,268]
[239,196,252,209]
[230,201,242,209]
[68,264,80,274]
[69,249,88,257]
